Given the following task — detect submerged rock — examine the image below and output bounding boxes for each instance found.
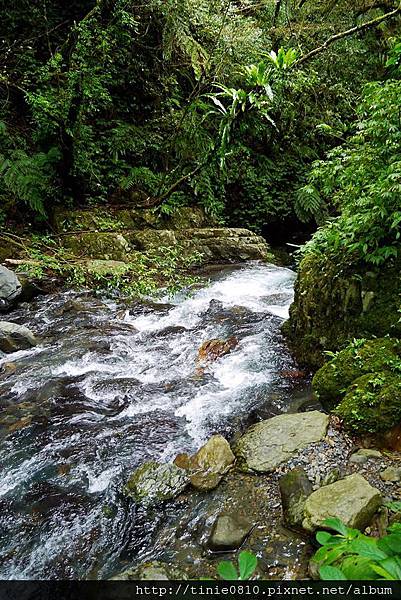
[189,435,235,491]
[208,513,253,550]
[0,321,37,353]
[197,337,238,364]
[110,560,188,580]
[0,266,22,310]
[234,411,329,473]
[124,461,189,504]
[279,468,313,528]
[302,474,382,532]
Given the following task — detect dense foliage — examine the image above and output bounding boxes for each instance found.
[1,0,397,237]
[312,517,401,581]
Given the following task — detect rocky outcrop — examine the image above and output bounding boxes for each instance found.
[63,232,132,261]
[283,253,401,369]
[302,474,382,532]
[0,266,22,311]
[312,338,401,434]
[0,321,37,353]
[174,434,235,491]
[234,411,329,473]
[208,513,253,550]
[279,468,313,529]
[124,461,189,504]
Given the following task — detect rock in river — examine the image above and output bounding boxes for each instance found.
[124,461,189,504]
[0,321,37,353]
[302,474,382,532]
[208,513,253,550]
[111,561,188,580]
[279,467,313,529]
[0,266,22,310]
[234,411,329,473]
[174,434,235,491]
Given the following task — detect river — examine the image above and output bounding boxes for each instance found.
[0,262,311,579]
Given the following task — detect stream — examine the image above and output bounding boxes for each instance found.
[0,262,312,579]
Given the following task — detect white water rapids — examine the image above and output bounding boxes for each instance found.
[0,262,307,579]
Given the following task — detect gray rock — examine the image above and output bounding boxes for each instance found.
[0,266,22,310]
[208,513,253,550]
[355,448,382,459]
[349,454,368,465]
[380,467,401,482]
[187,434,235,491]
[110,561,187,580]
[303,474,382,531]
[234,411,329,473]
[279,468,313,528]
[0,321,37,353]
[124,461,189,504]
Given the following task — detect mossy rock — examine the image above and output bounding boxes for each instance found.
[285,252,401,369]
[312,338,401,410]
[335,372,401,434]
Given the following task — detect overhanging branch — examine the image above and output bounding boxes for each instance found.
[296,3,401,66]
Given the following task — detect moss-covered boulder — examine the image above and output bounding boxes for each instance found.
[312,338,401,410]
[124,461,189,504]
[284,252,401,369]
[62,232,131,260]
[335,372,401,434]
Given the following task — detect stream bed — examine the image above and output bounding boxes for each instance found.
[0,262,313,579]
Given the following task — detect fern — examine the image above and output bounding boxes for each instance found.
[294,183,327,223]
[0,147,60,216]
[120,167,161,195]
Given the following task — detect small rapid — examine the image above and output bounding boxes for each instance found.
[0,262,308,579]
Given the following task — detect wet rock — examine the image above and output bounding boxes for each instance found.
[0,266,22,310]
[0,321,37,353]
[0,362,17,379]
[302,474,382,532]
[279,468,313,528]
[380,467,401,482]
[197,337,238,364]
[208,513,253,550]
[234,411,329,473]
[110,561,188,580]
[189,435,235,491]
[124,461,189,504]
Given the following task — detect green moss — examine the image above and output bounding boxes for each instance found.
[336,372,401,434]
[312,338,401,410]
[285,252,401,369]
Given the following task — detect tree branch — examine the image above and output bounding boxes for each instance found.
[296,3,401,66]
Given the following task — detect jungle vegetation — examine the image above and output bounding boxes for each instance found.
[1,0,400,251]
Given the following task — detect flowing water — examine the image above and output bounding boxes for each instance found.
[0,262,311,579]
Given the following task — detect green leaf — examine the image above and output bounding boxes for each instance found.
[319,566,347,580]
[340,556,380,580]
[322,517,351,537]
[217,561,238,580]
[348,540,388,561]
[378,534,401,557]
[238,551,257,580]
[316,531,334,545]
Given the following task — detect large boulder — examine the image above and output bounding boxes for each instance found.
[234,411,329,473]
[0,321,37,353]
[189,435,235,491]
[312,338,401,411]
[208,513,253,550]
[62,232,131,261]
[124,461,189,504]
[335,372,401,434]
[0,266,22,310]
[279,468,313,529]
[302,474,382,532]
[283,252,401,369]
